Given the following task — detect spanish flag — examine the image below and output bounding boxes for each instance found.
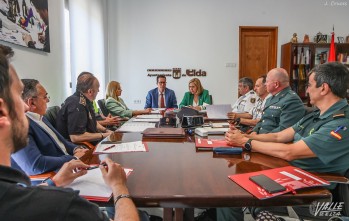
[328,26,336,62]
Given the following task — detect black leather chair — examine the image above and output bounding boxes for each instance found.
[97,99,110,116]
[44,105,60,129]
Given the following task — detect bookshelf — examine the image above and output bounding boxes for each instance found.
[281,43,349,102]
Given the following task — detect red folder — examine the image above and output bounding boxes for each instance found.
[195,138,232,150]
[229,166,330,200]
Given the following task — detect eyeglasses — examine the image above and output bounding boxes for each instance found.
[158,82,167,84]
[32,95,50,100]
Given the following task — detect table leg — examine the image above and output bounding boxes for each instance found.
[163,208,173,221]
[174,208,184,221]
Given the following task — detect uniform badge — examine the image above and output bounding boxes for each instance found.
[250,98,256,103]
[79,94,86,106]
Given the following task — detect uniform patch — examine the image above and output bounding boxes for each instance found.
[250,98,256,103]
[330,126,346,140]
[330,131,342,140]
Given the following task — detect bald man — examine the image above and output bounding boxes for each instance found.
[253,68,305,134]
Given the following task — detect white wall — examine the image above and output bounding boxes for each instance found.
[2,0,68,106]
[3,0,348,108]
[107,0,349,109]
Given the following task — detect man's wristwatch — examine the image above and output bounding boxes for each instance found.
[244,139,253,151]
[234,117,241,125]
[43,177,56,186]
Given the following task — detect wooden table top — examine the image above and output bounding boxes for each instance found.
[93,132,331,208]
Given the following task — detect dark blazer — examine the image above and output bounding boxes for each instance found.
[144,88,178,108]
[11,117,76,175]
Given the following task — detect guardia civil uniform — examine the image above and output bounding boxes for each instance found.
[291,99,349,177]
[232,90,258,113]
[253,87,305,134]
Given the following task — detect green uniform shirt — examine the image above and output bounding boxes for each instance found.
[291,99,349,176]
[254,87,305,134]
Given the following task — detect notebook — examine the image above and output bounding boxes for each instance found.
[142,128,185,138]
[206,104,232,119]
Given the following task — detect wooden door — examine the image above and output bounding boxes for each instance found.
[239,26,278,85]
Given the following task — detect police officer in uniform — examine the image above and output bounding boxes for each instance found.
[228,77,258,118]
[56,72,112,145]
[229,75,271,132]
[253,68,305,134]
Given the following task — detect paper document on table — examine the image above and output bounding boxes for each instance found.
[206,104,232,119]
[151,108,166,114]
[133,118,160,123]
[211,122,230,128]
[117,122,156,132]
[66,168,133,201]
[136,114,162,119]
[94,141,148,154]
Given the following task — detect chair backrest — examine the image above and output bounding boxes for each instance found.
[98,99,110,116]
[210,95,213,104]
[44,106,61,129]
[332,169,349,217]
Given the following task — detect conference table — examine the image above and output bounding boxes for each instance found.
[87,131,332,221]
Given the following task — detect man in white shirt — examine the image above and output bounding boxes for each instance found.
[228,75,270,131]
[228,77,258,118]
[11,79,88,175]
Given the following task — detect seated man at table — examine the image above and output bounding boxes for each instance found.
[228,75,270,132]
[227,77,258,118]
[11,79,88,175]
[0,44,139,221]
[144,75,178,109]
[219,62,349,220]
[56,72,112,145]
[252,68,305,134]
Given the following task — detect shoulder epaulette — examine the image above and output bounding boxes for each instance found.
[79,93,86,106]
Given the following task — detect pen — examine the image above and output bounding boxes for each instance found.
[86,163,108,170]
[103,144,115,151]
[334,126,344,133]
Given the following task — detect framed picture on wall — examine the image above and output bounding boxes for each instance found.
[0,0,50,52]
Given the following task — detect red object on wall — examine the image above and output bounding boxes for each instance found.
[328,32,336,62]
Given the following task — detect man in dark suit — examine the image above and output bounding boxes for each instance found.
[11,79,88,175]
[144,75,178,108]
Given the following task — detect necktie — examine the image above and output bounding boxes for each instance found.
[160,93,165,108]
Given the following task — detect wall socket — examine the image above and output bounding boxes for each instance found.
[133,99,141,104]
[226,62,237,68]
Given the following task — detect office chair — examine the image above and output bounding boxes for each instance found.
[44,105,61,129]
[44,105,95,151]
[97,99,110,116]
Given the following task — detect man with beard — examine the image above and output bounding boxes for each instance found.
[0,45,139,221]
